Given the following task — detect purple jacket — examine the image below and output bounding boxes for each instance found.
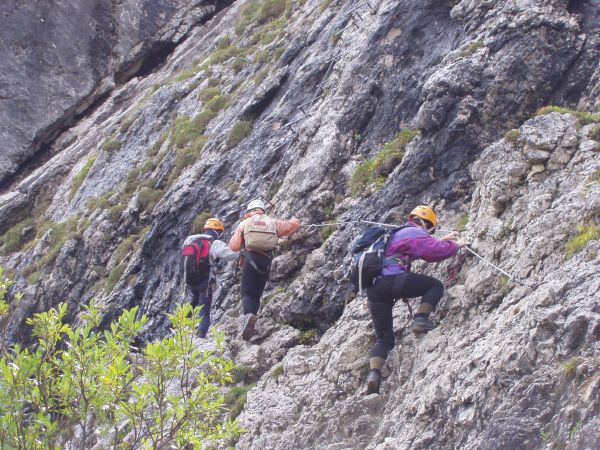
[382,222,460,276]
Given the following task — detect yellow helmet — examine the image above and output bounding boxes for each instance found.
[409,205,437,227]
[204,218,225,232]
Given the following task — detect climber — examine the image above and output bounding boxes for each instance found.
[365,205,466,394]
[228,198,301,341]
[181,218,239,338]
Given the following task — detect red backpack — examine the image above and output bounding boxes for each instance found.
[181,234,213,284]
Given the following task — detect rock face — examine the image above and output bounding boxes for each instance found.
[0,0,223,185]
[1,0,600,448]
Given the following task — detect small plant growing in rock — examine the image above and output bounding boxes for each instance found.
[458,213,470,230]
[460,41,485,57]
[227,180,240,194]
[350,128,419,196]
[319,0,334,13]
[0,218,34,255]
[271,364,284,380]
[224,384,255,419]
[253,67,270,86]
[504,129,521,143]
[68,155,97,200]
[298,328,316,344]
[198,86,222,103]
[231,364,251,384]
[589,124,600,142]
[535,106,600,128]
[192,210,213,234]
[101,136,122,152]
[564,224,599,259]
[119,114,137,133]
[320,223,336,243]
[562,357,580,377]
[227,120,253,149]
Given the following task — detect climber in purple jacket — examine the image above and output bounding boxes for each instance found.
[366,205,466,395]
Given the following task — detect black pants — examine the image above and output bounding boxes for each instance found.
[187,278,212,337]
[367,272,444,359]
[240,251,271,315]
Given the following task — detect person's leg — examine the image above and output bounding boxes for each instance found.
[187,283,201,309]
[365,276,398,393]
[196,279,212,338]
[399,272,444,332]
[240,252,271,340]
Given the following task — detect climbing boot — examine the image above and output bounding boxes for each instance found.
[412,315,437,333]
[366,369,381,395]
[241,313,257,341]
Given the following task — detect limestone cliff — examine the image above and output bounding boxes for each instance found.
[1,0,599,448]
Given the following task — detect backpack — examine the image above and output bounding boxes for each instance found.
[181,234,213,284]
[349,226,406,294]
[243,214,278,252]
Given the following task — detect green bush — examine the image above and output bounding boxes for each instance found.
[504,129,521,143]
[196,109,218,133]
[564,224,599,259]
[226,180,240,194]
[101,137,122,152]
[536,106,600,128]
[198,86,222,103]
[171,116,203,149]
[119,114,137,133]
[235,0,286,35]
[0,218,34,255]
[227,120,253,149]
[217,35,231,49]
[253,67,269,86]
[320,224,336,242]
[192,210,213,234]
[176,65,201,82]
[319,0,334,13]
[232,57,248,73]
[146,132,169,157]
[350,128,419,196]
[224,384,255,419]
[205,94,230,113]
[137,187,165,212]
[0,301,242,448]
[590,124,600,142]
[271,364,284,380]
[298,328,316,344]
[562,357,580,377]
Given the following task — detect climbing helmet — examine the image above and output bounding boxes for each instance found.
[409,205,438,227]
[204,218,225,231]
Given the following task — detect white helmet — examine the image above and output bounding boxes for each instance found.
[246,198,266,213]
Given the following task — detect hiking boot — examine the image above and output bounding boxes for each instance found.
[412,316,437,333]
[241,313,257,341]
[366,369,381,395]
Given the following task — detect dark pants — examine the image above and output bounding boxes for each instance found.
[367,272,444,359]
[240,251,271,315]
[187,278,212,337]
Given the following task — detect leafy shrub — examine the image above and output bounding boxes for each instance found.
[0,301,242,448]
[350,128,419,196]
[232,57,248,73]
[176,65,201,82]
[562,357,580,377]
[253,67,269,85]
[227,120,253,149]
[235,0,286,35]
[105,262,127,293]
[271,364,284,380]
[205,94,229,113]
[137,187,165,212]
[564,224,599,259]
[217,35,231,49]
[171,116,203,149]
[146,132,169,157]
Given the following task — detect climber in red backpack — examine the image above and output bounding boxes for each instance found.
[365,206,466,394]
[228,198,301,341]
[181,218,239,338]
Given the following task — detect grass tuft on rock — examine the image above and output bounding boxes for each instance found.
[564,224,598,259]
[69,155,97,200]
[535,106,600,128]
[227,120,253,149]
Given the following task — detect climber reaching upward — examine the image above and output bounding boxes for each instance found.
[365,205,466,395]
[229,198,301,341]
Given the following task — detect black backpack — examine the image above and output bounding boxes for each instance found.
[181,234,213,284]
[349,226,406,294]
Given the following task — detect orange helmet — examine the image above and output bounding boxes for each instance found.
[204,218,224,232]
[409,205,437,227]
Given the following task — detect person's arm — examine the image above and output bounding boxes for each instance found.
[411,235,460,262]
[274,217,301,237]
[228,222,245,251]
[211,240,239,261]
